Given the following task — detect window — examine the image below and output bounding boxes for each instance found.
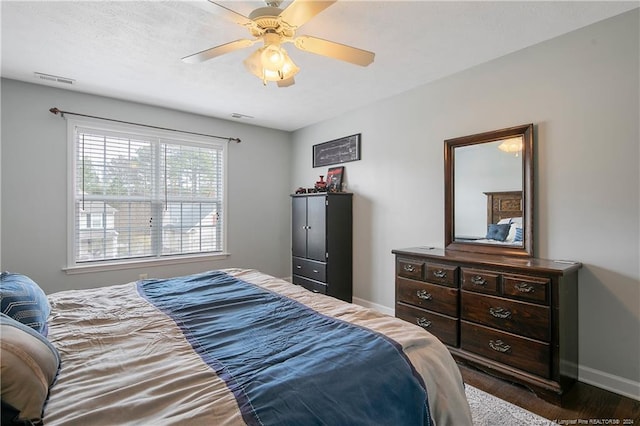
[68,119,226,267]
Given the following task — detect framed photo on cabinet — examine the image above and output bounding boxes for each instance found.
[326,167,344,192]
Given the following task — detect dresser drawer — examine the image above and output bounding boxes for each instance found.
[397,258,425,280]
[461,268,500,294]
[461,291,550,341]
[293,257,326,282]
[461,321,550,378]
[426,263,458,287]
[396,302,459,347]
[396,277,459,317]
[503,274,549,304]
[293,275,327,295]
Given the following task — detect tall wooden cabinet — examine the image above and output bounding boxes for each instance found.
[291,193,352,302]
[392,247,581,405]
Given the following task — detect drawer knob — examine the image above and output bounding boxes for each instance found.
[489,306,511,319]
[515,282,535,293]
[471,275,487,286]
[433,269,447,279]
[416,318,432,328]
[403,264,415,273]
[489,339,511,353]
[416,289,432,300]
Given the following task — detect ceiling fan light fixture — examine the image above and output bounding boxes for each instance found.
[244,44,299,85]
[498,136,524,156]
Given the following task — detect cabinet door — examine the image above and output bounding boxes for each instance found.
[306,196,327,261]
[292,196,308,258]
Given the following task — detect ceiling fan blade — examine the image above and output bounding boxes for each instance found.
[279,0,336,29]
[182,39,257,64]
[207,1,254,27]
[293,36,375,66]
[277,77,295,88]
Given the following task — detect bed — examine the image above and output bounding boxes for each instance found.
[1,269,472,425]
[456,191,524,245]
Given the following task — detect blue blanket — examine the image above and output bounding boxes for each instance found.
[137,271,432,426]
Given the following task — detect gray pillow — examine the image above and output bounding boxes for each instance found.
[0,313,60,424]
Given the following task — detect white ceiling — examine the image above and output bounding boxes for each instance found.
[1,1,637,131]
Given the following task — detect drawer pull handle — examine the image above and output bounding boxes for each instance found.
[403,264,416,273]
[312,269,319,273]
[416,290,432,300]
[489,307,511,319]
[489,340,511,353]
[433,269,447,278]
[471,275,487,286]
[296,265,302,269]
[515,282,535,293]
[417,318,432,328]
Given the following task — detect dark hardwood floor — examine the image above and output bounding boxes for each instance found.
[460,365,640,424]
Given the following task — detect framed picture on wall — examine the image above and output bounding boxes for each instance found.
[312,134,361,167]
[326,166,344,192]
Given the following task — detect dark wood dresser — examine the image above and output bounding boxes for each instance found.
[392,246,581,404]
[291,193,352,302]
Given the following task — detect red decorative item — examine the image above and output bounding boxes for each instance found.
[314,175,327,192]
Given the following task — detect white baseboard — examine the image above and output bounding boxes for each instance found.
[579,365,640,401]
[352,296,394,316]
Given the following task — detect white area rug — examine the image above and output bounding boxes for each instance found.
[466,384,558,425]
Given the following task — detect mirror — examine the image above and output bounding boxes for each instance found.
[444,124,534,257]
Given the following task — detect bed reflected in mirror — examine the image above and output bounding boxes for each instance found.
[444,124,534,257]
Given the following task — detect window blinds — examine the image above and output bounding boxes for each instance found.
[73,125,224,264]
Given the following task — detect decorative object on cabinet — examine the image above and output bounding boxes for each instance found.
[444,124,533,257]
[314,175,327,192]
[291,193,352,302]
[312,134,361,167]
[392,247,581,405]
[326,166,344,192]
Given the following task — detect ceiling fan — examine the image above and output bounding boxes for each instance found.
[182,0,375,87]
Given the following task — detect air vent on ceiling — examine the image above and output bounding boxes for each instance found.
[231,113,254,119]
[34,72,75,85]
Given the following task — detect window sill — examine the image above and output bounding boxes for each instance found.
[63,253,230,275]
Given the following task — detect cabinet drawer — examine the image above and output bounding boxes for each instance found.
[461,321,550,378]
[397,258,424,280]
[293,275,327,295]
[503,274,549,304]
[461,268,500,295]
[426,263,458,287]
[461,291,550,341]
[292,257,326,282]
[396,277,458,317]
[396,303,459,347]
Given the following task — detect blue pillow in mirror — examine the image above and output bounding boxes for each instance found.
[514,226,524,242]
[0,272,51,335]
[486,223,511,242]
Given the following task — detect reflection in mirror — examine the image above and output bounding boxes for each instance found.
[444,124,533,257]
[454,139,522,244]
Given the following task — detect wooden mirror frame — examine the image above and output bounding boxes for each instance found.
[444,123,534,257]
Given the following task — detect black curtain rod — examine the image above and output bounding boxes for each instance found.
[49,107,241,143]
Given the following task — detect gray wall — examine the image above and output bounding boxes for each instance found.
[291,10,639,398]
[1,79,293,291]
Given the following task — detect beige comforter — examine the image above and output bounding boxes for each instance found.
[44,268,472,425]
